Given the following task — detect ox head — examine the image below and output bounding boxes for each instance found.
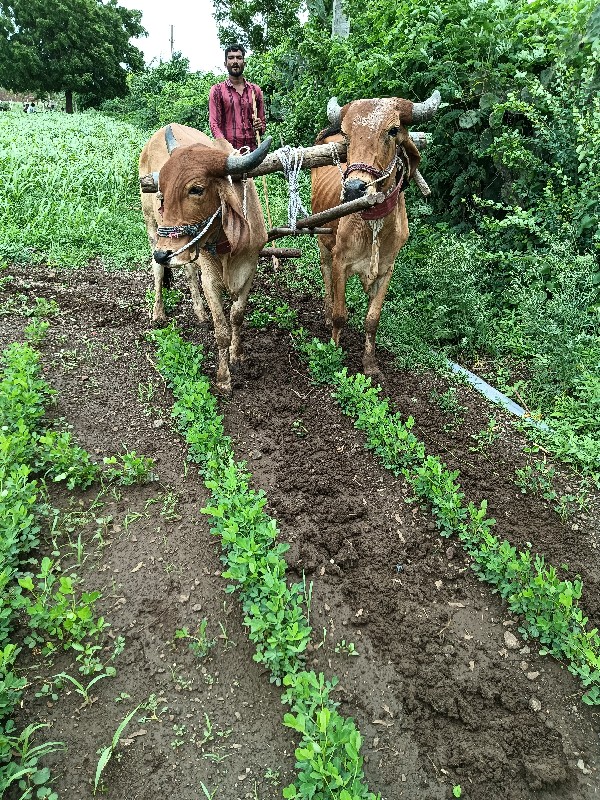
[153,126,272,266]
[326,91,440,202]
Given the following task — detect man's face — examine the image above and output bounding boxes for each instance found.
[225,50,245,77]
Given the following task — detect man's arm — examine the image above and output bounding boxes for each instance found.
[209,84,226,140]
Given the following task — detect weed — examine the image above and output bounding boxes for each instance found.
[53,670,114,706]
[199,782,219,799]
[175,619,216,659]
[94,703,141,794]
[102,450,156,485]
[137,693,168,723]
[453,786,462,798]
[430,387,467,431]
[291,418,308,437]
[218,621,236,651]
[0,722,65,800]
[514,459,557,500]
[469,417,501,452]
[146,287,182,313]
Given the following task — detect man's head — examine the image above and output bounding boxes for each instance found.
[224,45,245,77]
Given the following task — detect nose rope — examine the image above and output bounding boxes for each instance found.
[156,208,222,259]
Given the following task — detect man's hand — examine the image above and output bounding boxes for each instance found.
[252,115,263,131]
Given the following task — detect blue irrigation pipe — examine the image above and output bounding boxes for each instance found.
[447,359,549,432]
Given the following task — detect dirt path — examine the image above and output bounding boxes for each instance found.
[2,262,599,800]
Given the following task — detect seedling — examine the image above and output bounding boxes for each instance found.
[137,693,168,723]
[175,619,216,659]
[334,639,359,657]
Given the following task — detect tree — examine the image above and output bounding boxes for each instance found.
[213,0,302,53]
[0,0,146,112]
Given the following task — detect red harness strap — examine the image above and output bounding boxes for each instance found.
[360,180,403,220]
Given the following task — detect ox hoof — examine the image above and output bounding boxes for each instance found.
[215,381,232,396]
[364,364,385,389]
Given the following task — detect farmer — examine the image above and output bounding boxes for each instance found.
[209,44,266,152]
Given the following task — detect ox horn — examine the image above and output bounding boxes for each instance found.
[165,125,179,155]
[410,90,442,123]
[224,135,273,175]
[327,97,342,126]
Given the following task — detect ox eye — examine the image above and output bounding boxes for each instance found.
[388,127,399,138]
[189,186,204,196]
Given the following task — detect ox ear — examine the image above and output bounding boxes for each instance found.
[217,181,250,256]
[404,138,421,178]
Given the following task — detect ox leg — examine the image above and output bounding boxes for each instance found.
[200,267,232,394]
[331,257,349,346]
[361,267,394,379]
[151,260,168,324]
[184,263,207,323]
[229,271,255,368]
[318,240,334,327]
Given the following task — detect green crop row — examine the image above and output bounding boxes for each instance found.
[149,324,380,800]
[0,336,156,798]
[292,331,600,705]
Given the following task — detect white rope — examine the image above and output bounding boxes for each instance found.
[277,146,310,231]
[242,177,248,219]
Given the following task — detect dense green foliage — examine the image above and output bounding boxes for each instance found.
[249,0,600,254]
[0,0,146,111]
[101,53,219,134]
[0,112,148,268]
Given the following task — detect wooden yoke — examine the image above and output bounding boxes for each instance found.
[139,134,430,193]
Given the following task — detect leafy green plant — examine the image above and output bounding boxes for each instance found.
[102,450,156,485]
[514,459,557,500]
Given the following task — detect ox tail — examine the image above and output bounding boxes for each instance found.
[163,266,174,289]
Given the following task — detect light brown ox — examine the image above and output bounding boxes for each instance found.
[139,123,272,393]
[311,91,440,379]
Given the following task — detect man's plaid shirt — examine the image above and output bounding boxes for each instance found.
[209,79,266,151]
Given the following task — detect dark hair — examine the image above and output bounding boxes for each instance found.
[224,44,245,59]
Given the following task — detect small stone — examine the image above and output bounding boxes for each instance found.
[179,594,189,603]
[504,631,519,649]
[529,697,542,712]
[152,419,164,428]
[577,759,591,775]
[520,645,531,655]
[526,671,540,680]
[192,603,202,612]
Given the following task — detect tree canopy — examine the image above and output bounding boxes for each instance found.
[0,0,146,111]
[213,0,302,53]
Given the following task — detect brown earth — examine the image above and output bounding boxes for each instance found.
[2,260,599,800]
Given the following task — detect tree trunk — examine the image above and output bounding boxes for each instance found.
[65,90,73,114]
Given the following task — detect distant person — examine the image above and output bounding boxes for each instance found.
[27,102,36,113]
[208,44,266,152]
[23,102,29,113]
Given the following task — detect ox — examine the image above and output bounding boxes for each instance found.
[139,123,272,393]
[311,91,441,379]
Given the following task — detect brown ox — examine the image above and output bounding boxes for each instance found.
[139,123,272,393]
[311,91,440,379]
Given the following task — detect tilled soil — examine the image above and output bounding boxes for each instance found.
[2,261,599,800]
